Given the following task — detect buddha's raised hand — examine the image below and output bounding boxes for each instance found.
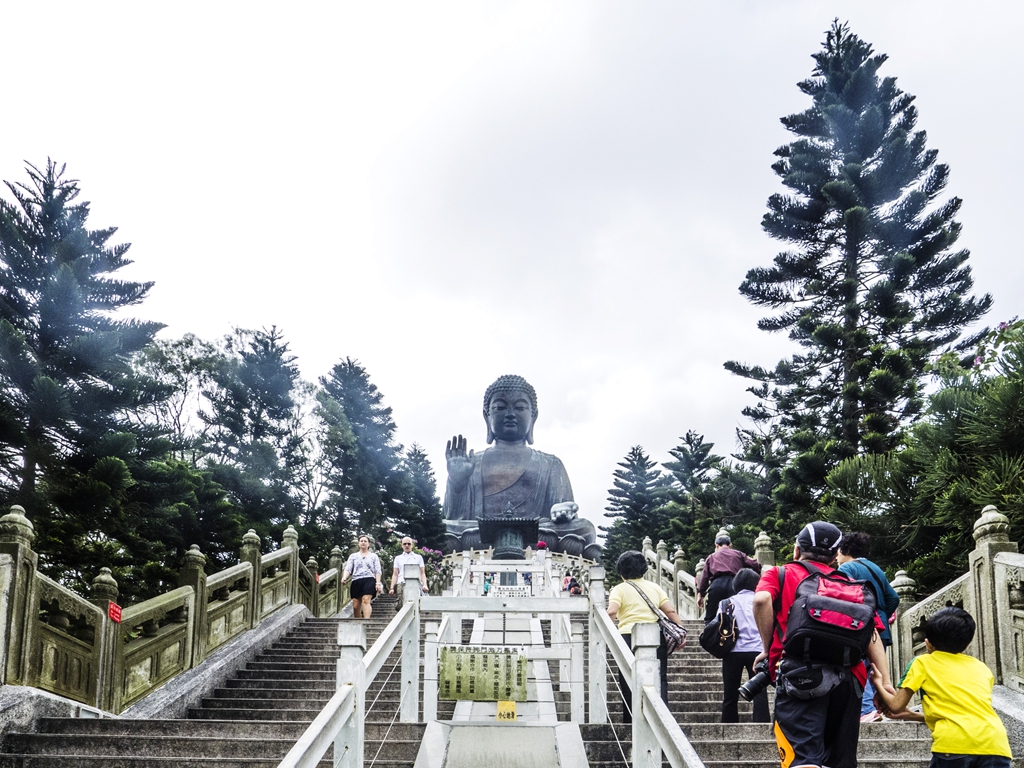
[445,434,474,490]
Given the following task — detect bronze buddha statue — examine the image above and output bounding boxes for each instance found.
[443,375,601,560]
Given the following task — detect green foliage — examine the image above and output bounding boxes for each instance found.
[726,21,990,523]
[826,321,1024,592]
[600,445,672,570]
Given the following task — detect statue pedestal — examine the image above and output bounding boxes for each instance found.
[478,517,539,587]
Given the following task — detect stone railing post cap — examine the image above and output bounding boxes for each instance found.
[92,566,118,589]
[973,505,1010,542]
[0,504,35,544]
[184,544,207,566]
[242,529,261,546]
[330,545,344,555]
[673,547,685,560]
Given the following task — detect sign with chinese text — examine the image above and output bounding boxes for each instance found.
[490,586,531,598]
[496,700,517,721]
[438,645,527,702]
[108,602,122,623]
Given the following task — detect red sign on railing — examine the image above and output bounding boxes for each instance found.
[108,602,122,623]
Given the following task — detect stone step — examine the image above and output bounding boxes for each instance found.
[2,734,313,760]
[0,757,333,767]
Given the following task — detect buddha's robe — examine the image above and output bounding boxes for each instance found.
[443,448,597,553]
[443,448,573,522]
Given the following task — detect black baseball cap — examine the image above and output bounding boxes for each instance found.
[796,521,843,552]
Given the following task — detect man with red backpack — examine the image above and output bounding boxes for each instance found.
[752,521,896,768]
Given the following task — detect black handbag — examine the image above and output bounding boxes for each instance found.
[699,598,738,658]
[626,581,688,654]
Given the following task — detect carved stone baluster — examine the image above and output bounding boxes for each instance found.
[754,530,774,568]
[969,505,1018,683]
[0,505,39,687]
[240,529,261,629]
[180,545,207,665]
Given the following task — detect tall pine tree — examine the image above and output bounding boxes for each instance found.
[319,358,406,538]
[726,21,990,524]
[600,445,669,573]
[0,161,175,593]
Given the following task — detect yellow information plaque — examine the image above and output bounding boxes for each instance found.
[438,645,528,701]
[496,700,517,721]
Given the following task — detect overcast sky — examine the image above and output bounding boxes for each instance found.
[2,2,1021,546]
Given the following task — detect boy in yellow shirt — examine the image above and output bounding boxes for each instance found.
[871,607,1012,768]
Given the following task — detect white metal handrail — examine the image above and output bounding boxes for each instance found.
[641,686,706,768]
[276,684,355,768]
[364,603,415,680]
[594,608,633,674]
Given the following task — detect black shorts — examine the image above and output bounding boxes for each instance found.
[773,672,861,768]
[350,577,377,600]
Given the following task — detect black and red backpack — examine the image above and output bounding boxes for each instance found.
[775,560,878,667]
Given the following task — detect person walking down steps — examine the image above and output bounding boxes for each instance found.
[340,535,382,619]
[389,536,428,611]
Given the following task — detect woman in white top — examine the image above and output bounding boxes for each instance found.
[717,567,770,723]
[341,535,383,618]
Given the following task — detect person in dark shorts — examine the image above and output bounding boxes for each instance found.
[341,535,383,618]
[752,521,895,768]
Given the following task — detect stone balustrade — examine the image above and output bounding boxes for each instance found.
[0,505,351,714]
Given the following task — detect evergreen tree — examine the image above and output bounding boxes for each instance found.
[0,161,176,592]
[0,161,165,504]
[398,443,446,550]
[319,358,405,538]
[726,21,990,522]
[600,446,669,573]
[828,321,1024,592]
[200,327,302,541]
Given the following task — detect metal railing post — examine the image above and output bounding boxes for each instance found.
[632,622,662,768]
[588,565,607,723]
[401,563,422,723]
[424,621,439,722]
[570,621,584,721]
[337,623,366,768]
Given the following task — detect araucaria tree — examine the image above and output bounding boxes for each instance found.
[600,446,669,573]
[0,161,168,589]
[726,21,991,521]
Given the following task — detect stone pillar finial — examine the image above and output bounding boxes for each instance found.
[242,529,261,549]
[973,505,1012,545]
[891,570,917,608]
[673,547,688,574]
[183,544,207,570]
[282,525,299,549]
[716,527,729,540]
[642,536,653,554]
[306,556,319,575]
[91,566,119,604]
[0,505,35,547]
[329,546,345,574]
[656,540,668,562]
[754,530,774,567]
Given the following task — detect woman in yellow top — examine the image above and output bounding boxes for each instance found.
[607,550,685,723]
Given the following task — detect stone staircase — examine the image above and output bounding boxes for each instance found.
[0,596,425,767]
[3,606,1017,767]
[579,618,942,768]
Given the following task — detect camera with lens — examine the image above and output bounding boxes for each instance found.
[738,659,773,702]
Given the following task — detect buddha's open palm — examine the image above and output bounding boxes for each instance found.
[550,502,579,523]
[446,435,474,489]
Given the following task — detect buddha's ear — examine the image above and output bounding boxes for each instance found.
[527,412,536,445]
[485,411,495,444]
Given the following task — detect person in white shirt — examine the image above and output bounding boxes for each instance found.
[389,537,427,611]
[718,568,770,723]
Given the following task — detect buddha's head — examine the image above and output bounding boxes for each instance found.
[482,375,538,445]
